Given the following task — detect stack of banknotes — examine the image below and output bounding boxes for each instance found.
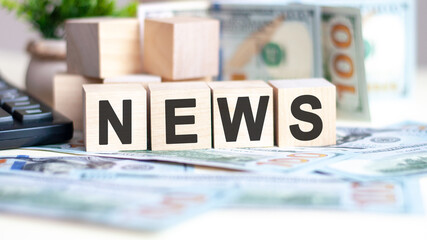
[138,0,415,121]
[0,121,426,230]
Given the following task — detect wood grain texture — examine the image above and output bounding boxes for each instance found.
[83,84,147,152]
[269,78,336,147]
[149,81,211,150]
[66,18,142,78]
[208,80,274,149]
[143,17,219,80]
[103,74,161,89]
[53,73,102,130]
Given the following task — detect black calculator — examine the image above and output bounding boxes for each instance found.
[0,75,73,150]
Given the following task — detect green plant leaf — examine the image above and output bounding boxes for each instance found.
[0,0,138,39]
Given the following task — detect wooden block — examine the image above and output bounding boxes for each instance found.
[149,81,211,150]
[53,73,102,130]
[162,76,213,82]
[103,74,161,89]
[143,17,219,80]
[208,81,274,148]
[103,74,161,149]
[83,84,147,152]
[66,18,142,78]
[269,78,336,147]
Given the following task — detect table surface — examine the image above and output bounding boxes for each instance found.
[0,49,427,240]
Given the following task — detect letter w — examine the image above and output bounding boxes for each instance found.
[99,100,132,145]
[217,96,269,142]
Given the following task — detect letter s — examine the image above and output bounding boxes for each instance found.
[289,95,323,141]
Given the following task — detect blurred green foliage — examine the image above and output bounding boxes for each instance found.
[0,0,138,39]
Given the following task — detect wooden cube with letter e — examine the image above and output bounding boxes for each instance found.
[269,79,336,147]
[83,84,147,152]
[208,81,274,148]
[149,82,211,150]
[143,17,219,81]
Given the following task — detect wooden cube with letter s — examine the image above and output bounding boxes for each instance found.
[149,82,211,151]
[83,84,147,152]
[208,81,274,148]
[269,79,336,147]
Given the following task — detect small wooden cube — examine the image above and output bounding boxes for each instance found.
[149,81,211,150]
[53,73,102,130]
[208,81,274,149]
[103,74,161,89]
[269,78,336,147]
[66,18,142,78]
[143,17,219,80]
[83,84,147,152]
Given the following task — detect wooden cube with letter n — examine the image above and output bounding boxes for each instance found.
[149,82,211,150]
[208,81,274,148]
[83,84,147,152]
[269,79,336,147]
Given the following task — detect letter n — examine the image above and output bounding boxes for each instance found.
[99,100,132,145]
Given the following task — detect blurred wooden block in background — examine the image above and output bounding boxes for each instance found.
[83,84,147,152]
[104,74,161,89]
[208,81,274,149]
[143,17,219,80]
[66,18,142,79]
[269,78,336,147]
[53,73,102,130]
[149,81,211,150]
[161,76,213,82]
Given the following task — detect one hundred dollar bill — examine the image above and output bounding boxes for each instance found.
[232,177,422,214]
[331,126,427,153]
[79,172,423,214]
[321,7,370,120]
[323,145,427,180]
[24,141,351,174]
[0,172,235,231]
[0,155,194,176]
[301,0,416,97]
[210,3,322,80]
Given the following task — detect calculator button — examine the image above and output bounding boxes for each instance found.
[0,88,17,95]
[3,100,40,113]
[13,108,53,122]
[0,82,8,89]
[0,108,13,124]
[1,93,29,104]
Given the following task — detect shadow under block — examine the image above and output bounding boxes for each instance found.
[66,18,142,79]
[53,74,102,130]
[208,81,274,148]
[149,82,211,150]
[103,74,161,89]
[83,84,147,152]
[143,17,219,80]
[269,78,336,147]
